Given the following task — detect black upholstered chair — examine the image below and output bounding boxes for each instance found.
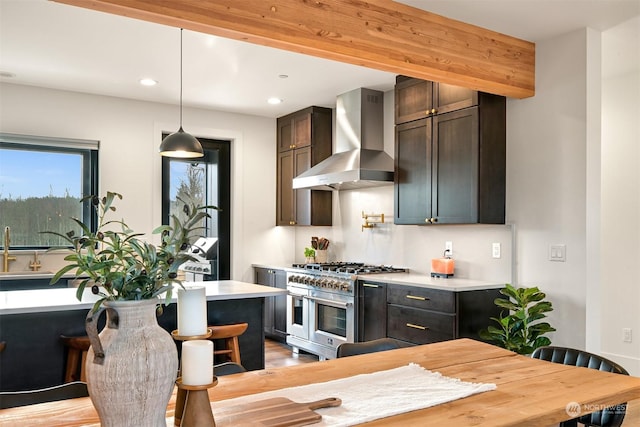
[214,361,247,376]
[530,346,629,427]
[0,381,89,410]
[336,338,407,358]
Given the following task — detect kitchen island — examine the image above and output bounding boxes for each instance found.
[0,281,286,391]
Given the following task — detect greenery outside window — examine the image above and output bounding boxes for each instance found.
[0,133,99,249]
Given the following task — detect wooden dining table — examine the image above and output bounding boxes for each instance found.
[1,338,639,426]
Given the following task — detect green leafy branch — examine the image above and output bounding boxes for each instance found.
[44,191,218,312]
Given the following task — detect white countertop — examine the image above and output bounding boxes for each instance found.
[356,273,505,291]
[0,280,287,315]
[252,264,505,292]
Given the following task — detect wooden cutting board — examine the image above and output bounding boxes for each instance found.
[213,397,341,427]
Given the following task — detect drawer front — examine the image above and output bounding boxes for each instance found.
[387,284,455,313]
[387,305,455,344]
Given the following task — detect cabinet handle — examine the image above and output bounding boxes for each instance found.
[424,217,438,224]
[289,221,296,225]
[362,283,380,288]
[424,218,430,223]
[406,323,428,331]
[406,295,429,301]
[431,217,438,223]
[431,108,437,114]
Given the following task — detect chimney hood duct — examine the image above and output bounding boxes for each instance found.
[292,88,394,191]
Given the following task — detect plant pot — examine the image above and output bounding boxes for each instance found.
[85,299,178,427]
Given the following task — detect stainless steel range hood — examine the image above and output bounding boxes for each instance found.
[292,88,394,191]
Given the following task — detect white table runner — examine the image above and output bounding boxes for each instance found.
[209,363,496,426]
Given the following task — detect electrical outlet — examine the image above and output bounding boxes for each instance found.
[623,328,632,343]
[492,243,501,259]
[445,241,453,256]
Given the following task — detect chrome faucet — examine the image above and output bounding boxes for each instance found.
[3,226,17,272]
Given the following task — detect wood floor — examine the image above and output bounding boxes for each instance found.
[264,338,318,369]
[263,339,640,425]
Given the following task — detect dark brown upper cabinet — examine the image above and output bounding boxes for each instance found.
[394,76,506,225]
[276,106,332,226]
[395,75,479,125]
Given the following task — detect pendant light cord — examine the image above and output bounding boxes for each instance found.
[179,28,184,128]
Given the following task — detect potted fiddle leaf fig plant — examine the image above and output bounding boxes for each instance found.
[479,283,556,355]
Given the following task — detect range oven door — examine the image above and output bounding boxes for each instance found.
[308,290,355,351]
[286,285,309,340]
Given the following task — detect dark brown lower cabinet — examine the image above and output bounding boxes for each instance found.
[255,267,287,341]
[357,281,387,342]
[358,280,501,345]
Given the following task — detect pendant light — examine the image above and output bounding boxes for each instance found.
[159,28,204,158]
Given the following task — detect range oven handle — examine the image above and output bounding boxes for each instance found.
[304,295,353,308]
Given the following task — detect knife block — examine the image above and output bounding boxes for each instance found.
[315,250,327,263]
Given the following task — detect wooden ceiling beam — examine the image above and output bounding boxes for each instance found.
[53,0,535,98]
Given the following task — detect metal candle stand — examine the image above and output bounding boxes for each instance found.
[172,328,216,427]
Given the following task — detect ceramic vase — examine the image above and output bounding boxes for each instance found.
[85,299,178,427]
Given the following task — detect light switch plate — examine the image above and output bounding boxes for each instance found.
[492,243,501,259]
[549,244,566,262]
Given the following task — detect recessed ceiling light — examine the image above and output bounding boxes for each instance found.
[139,78,158,86]
[268,97,283,105]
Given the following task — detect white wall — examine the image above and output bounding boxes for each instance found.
[600,16,640,375]
[507,29,592,351]
[0,82,292,282]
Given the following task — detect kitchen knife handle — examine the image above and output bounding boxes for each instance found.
[406,323,428,331]
[406,295,429,301]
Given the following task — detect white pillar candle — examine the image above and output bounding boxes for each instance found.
[181,340,214,386]
[177,286,207,336]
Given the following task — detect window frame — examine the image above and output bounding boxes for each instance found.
[161,136,231,280]
[0,133,99,250]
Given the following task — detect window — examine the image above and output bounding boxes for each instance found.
[161,137,231,279]
[0,133,98,249]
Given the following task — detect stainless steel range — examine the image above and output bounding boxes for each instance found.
[285,262,407,360]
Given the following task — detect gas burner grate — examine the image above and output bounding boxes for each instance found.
[291,262,407,275]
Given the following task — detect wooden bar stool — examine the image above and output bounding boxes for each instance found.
[60,335,91,382]
[207,323,248,364]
